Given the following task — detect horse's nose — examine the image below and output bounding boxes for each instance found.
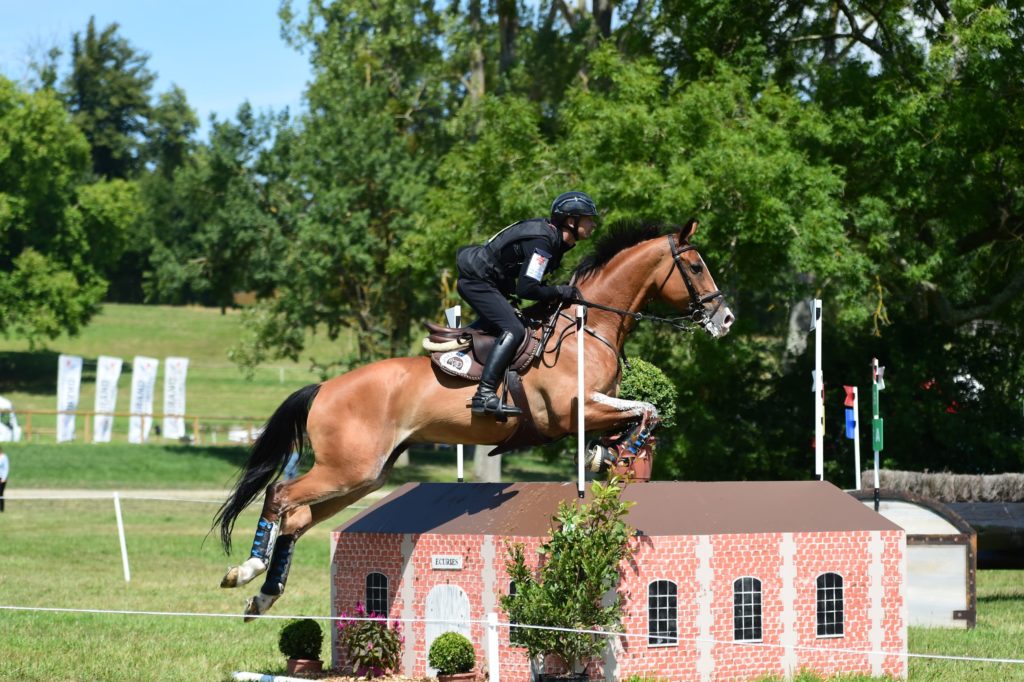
[722,308,735,333]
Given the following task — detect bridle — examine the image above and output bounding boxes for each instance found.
[539,233,728,373]
[573,234,728,337]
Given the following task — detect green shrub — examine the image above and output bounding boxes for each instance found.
[278,618,323,660]
[618,357,677,427]
[428,631,476,675]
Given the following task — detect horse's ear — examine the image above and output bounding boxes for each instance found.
[680,218,699,241]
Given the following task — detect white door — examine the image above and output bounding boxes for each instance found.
[425,584,472,676]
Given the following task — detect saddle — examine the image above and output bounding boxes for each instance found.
[423,322,541,381]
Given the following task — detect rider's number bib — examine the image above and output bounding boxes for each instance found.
[525,249,551,281]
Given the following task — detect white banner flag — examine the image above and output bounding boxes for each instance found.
[128,356,159,444]
[162,357,189,440]
[56,354,83,443]
[93,355,124,443]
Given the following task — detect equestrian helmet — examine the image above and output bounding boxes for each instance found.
[550,191,598,222]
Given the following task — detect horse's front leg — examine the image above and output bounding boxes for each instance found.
[582,391,659,431]
[581,392,660,473]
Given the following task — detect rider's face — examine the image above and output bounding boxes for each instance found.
[575,216,597,240]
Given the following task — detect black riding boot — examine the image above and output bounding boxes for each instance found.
[471,331,523,416]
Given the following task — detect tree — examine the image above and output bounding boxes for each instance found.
[0,76,130,342]
[63,16,155,179]
[502,479,634,674]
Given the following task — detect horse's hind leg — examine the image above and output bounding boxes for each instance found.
[240,458,399,620]
[220,488,281,590]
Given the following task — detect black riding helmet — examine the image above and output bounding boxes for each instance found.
[550,190,598,237]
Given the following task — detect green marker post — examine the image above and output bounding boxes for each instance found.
[871,358,885,512]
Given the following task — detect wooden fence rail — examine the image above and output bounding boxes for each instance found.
[1,408,264,446]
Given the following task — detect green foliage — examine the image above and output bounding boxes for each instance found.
[618,358,677,428]
[501,478,634,673]
[428,631,476,675]
[63,17,155,179]
[0,76,111,343]
[336,603,403,678]
[277,618,323,660]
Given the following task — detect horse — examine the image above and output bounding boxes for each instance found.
[215,219,733,619]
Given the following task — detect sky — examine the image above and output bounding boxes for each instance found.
[0,0,312,137]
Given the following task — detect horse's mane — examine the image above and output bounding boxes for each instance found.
[573,220,671,282]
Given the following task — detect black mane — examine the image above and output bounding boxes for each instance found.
[573,220,672,281]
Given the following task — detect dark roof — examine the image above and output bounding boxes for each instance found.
[335,481,901,537]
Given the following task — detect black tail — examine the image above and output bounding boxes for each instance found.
[213,383,321,554]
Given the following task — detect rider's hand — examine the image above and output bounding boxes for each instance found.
[556,285,583,303]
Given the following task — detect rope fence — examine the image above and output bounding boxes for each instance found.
[0,605,1022,666]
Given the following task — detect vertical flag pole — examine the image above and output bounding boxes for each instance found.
[810,299,824,480]
[445,305,465,483]
[871,358,886,512]
[577,304,586,498]
[853,387,862,490]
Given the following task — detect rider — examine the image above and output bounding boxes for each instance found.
[456,191,599,416]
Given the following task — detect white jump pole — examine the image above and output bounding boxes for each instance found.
[811,299,824,480]
[576,305,586,498]
[113,492,131,583]
[487,611,501,682]
[445,305,465,483]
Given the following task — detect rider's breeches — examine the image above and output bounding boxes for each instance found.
[456,278,526,347]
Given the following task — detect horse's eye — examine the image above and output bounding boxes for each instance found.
[690,262,703,275]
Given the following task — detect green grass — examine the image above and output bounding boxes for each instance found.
[1,441,577,490]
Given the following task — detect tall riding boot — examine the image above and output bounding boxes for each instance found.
[471,331,523,416]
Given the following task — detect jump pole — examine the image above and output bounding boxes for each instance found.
[871,358,885,512]
[444,305,465,482]
[576,304,586,498]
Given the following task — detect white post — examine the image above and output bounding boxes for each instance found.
[487,611,501,682]
[811,299,824,480]
[576,305,586,498]
[113,492,131,583]
[852,387,861,490]
[446,305,465,483]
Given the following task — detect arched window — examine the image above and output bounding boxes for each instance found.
[733,577,763,641]
[648,580,677,646]
[816,572,844,637]
[365,572,389,616]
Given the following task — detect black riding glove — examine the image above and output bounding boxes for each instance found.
[555,285,583,303]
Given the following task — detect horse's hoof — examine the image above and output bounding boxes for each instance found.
[221,566,240,588]
[243,596,260,622]
[243,591,279,622]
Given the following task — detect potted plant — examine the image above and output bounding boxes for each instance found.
[428,631,477,681]
[278,618,323,674]
[501,478,634,680]
[336,602,403,678]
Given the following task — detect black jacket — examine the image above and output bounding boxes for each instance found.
[456,219,573,301]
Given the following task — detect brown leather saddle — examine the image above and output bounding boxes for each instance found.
[423,322,541,381]
[422,317,553,454]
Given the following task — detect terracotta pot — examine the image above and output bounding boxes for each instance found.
[437,673,478,682]
[286,658,323,674]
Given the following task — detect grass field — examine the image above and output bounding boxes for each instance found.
[0,303,351,439]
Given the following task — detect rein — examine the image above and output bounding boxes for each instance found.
[574,234,726,335]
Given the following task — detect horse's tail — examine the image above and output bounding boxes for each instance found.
[213,383,321,554]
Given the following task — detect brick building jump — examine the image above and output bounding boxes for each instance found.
[331,481,907,681]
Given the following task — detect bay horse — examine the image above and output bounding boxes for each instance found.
[215,220,733,619]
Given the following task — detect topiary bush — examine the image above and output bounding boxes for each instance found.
[278,618,323,660]
[428,631,476,675]
[618,357,677,428]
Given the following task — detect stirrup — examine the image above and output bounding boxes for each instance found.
[470,391,522,419]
